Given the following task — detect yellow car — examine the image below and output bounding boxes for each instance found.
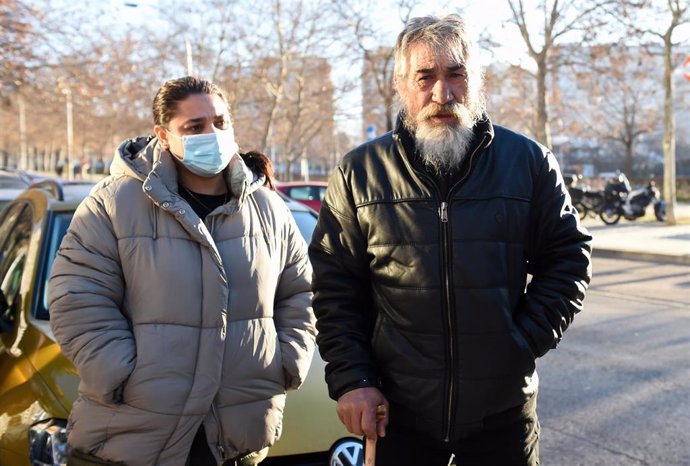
[0,180,363,466]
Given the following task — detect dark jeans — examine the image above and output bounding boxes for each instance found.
[186,425,218,466]
[372,409,540,466]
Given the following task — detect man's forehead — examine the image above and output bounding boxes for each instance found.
[408,42,465,71]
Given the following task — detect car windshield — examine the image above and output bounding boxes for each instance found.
[291,210,317,243]
[38,212,74,320]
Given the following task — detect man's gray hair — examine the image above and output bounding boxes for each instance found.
[393,14,480,82]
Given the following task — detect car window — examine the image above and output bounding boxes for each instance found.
[315,186,327,201]
[287,187,314,201]
[38,212,74,320]
[290,210,317,244]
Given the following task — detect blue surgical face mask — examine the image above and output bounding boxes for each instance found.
[167,128,239,177]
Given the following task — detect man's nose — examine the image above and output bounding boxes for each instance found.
[432,79,453,104]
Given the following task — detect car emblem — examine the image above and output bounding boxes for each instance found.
[329,437,364,466]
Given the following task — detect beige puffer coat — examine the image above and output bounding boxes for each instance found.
[48,136,315,466]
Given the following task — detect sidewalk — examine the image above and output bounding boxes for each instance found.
[582,203,690,265]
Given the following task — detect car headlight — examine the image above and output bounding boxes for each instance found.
[29,419,68,466]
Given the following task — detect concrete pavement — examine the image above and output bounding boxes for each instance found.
[582,203,690,265]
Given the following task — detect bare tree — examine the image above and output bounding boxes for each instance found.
[332,0,420,136]
[595,46,659,178]
[484,63,537,137]
[550,43,661,177]
[506,0,614,148]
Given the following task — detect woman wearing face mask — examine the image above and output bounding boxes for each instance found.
[48,76,316,466]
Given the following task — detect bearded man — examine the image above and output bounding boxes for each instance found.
[309,14,592,466]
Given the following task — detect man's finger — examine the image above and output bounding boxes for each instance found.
[376,404,388,437]
[360,402,378,439]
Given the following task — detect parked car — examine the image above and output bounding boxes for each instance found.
[276,181,328,212]
[0,168,33,211]
[0,180,362,466]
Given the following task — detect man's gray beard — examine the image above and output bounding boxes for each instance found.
[414,120,475,174]
[399,96,481,174]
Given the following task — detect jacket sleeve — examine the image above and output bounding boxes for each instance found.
[274,204,316,391]
[48,193,136,404]
[517,150,593,358]
[308,165,379,400]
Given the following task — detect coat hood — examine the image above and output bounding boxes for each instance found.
[111,135,266,203]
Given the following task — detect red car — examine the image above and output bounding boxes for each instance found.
[276,181,328,212]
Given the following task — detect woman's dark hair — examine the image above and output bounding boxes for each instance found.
[241,151,275,190]
[152,76,274,187]
[152,76,227,128]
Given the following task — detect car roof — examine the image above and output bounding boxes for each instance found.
[9,179,314,217]
[275,181,328,187]
[0,169,33,189]
[12,179,95,212]
[0,187,28,200]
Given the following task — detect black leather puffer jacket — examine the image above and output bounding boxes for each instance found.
[309,115,592,442]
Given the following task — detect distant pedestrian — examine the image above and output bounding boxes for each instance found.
[55,159,64,177]
[48,76,316,466]
[310,14,592,466]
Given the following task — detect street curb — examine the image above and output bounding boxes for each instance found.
[593,248,690,266]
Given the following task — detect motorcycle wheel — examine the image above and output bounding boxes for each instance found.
[600,207,621,225]
[574,202,587,220]
[654,201,666,222]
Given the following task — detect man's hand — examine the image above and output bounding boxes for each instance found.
[336,387,389,440]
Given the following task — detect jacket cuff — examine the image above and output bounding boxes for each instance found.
[333,377,383,400]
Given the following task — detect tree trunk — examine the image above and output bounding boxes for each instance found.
[662,32,677,225]
[536,58,552,149]
[625,140,633,178]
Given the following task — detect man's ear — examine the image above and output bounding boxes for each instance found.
[153,125,169,149]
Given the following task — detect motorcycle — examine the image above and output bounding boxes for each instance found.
[566,174,604,220]
[599,173,666,225]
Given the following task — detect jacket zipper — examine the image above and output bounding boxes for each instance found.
[439,204,455,442]
[440,136,487,442]
[395,132,487,442]
[210,402,228,461]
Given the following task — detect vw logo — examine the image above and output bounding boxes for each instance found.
[329,437,364,466]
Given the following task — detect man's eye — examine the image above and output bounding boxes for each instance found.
[215,120,229,129]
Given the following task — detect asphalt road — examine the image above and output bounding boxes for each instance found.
[537,256,690,465]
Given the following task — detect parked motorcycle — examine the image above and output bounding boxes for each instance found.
[566,174,604,220]
[599,174,666,225]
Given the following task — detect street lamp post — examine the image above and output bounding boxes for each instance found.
[18,93,27,171]
[63,87,74,181]
[185,36,194,75]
